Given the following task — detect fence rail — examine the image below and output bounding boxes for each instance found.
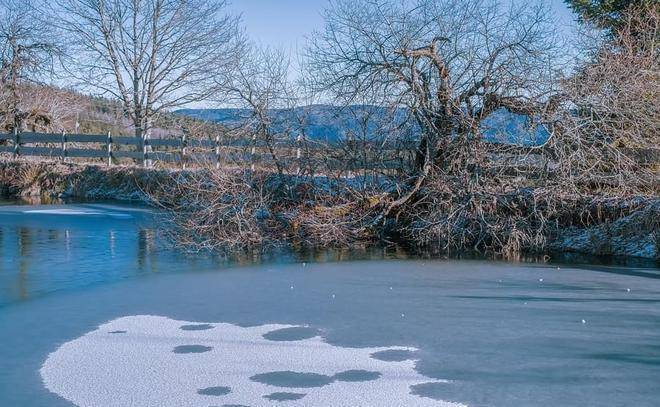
[0,130,417,173]
[2,131,656,174]
[0,130,297,169]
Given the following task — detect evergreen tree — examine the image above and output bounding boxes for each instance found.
[564,0,654,33]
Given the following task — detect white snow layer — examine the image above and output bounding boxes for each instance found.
[41,315,463,407]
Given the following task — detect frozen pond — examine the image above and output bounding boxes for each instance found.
[0,204,659,406]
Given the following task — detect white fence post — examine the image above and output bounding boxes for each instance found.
[13,127,19,158]
[296,134,302,175]
[143,131,152,168]
[250,133,257,171]
[61,131,67,162]
[181,133,187,169]
[107,131,113,166]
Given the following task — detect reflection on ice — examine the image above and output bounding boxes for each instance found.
[23,209,132,219]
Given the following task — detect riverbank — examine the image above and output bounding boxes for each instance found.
[0,158,159,203]
[1,158,657,260]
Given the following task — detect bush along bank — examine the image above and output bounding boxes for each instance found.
[0,158,167,202]
[146,164,659,261]
[1,158,657,261]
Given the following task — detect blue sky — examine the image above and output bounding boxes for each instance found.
[230,0,578,52]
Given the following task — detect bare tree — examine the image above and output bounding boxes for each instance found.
[307,0,563,209]
[17,84,85,132]
[0,0,61,132]
[54,0,244,145]
[556,4,659,193]
[221,45,298,177]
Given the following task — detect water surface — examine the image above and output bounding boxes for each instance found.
[0,204,659,406]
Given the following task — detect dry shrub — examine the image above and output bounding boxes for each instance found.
[554,5,659,194]
[402,175,553,258]
[14,164,42,190]
[150,167,274,253]
[403,168,658,258]
[146,160,386,253]
[291,189,380,247]
[0,158,74,197]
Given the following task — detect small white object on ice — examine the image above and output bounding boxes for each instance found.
[401,313,405,318]
[389,286,393,290]
[498,279,503,283]
[331,294,336,299]
[539,278,544,282]
[302,262,307,267]
[290,285,294,290]
[581,319,586,324]
[626,288,631,292]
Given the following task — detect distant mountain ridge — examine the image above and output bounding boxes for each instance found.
[176,105,411,144]
[176,105,549,145]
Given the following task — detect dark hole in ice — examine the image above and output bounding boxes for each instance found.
[180,324,214,331]
[173,345,212,354]
[333,370,381,382]
[250,371,333,388]
[371,349,417,362]
[264,392,306,401]
[197,386,231,396]
[410,382,455,400]
[262,327,319,341]
[108,330,127,334]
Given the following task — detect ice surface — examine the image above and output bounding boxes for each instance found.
[24,208,132,219]
[41,315,462,407]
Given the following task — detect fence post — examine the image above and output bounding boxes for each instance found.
[296,134,302,175]
[13,127,19,158]
[250,134,257,171]
[215,135,221,169]
[181,133,187,169]
[107,131,113,166]
[142,131,151,168]
[346,133,354,179]
[61,131,67,162]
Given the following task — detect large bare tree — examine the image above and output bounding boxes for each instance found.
[55,0,244,142]
[307,0,564,208]
[0,0,61,132]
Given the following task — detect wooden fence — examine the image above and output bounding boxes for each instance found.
[0,129,416,173]
[0,129,305,169]
[3,129,656,175]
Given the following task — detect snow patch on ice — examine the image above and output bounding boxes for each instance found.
[41,315,462,407]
